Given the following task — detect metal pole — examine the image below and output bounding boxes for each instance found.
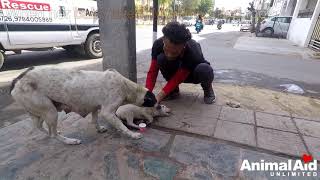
[153,0,159,42]
[97,0,137,82]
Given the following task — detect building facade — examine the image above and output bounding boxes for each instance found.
[287,0,320,48]
[254,0,271,17]
[267,0,296,16]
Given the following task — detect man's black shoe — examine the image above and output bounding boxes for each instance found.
[203,85,216,104]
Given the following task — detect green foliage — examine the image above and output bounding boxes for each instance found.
[214,8,222,18]
[196,0,213,16]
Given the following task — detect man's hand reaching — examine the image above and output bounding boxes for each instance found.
[156,90,167,103]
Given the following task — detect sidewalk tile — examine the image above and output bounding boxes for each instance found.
[143,157,181,180]
[169,135,240,177]
[177,165,231,180]
[189,102,222,119]
[162,92,200,116]
[257,128,307,156]
[304,136,320,161]
[295,118,320,138]
[256,112,297,133]
[219,106,254,124]
[155,114,217,136]
[129,129,172,152]
[293,116,320,123]
[257,110,291,117]
[214,120,256,146]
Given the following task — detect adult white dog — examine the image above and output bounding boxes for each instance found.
[10,67,157,145]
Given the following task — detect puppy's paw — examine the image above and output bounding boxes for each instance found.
[130,132,143,139]
[65,138,82,145]
[97,126,108,133]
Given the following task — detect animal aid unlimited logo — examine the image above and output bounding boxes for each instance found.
[240,154,318,177]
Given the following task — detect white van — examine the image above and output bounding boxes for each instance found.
[0,0,101,69]
[260,16,292,37]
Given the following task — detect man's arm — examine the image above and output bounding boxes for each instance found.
[145,59,159,92]
[157,68,190,103]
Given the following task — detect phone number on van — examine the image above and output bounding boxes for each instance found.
[0,16,52,22]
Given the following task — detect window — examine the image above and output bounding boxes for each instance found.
[307,0,317,9]
[59,6,66,17]
[270,0,274,7]
[298,0,316,18]
[274,17,291,23]
[285,17,292,23]
[276,17,287,23]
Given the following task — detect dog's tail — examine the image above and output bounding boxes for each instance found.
[10,66,35,94]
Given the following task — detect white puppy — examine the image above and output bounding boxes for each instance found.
[116,104,171,129]
[10,67,157,145]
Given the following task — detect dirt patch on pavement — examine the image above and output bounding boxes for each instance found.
[214,83,320,118]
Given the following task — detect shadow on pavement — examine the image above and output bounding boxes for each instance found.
[1,49,89,72]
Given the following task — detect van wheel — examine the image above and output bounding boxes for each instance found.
[84,33,102,59]
[0,51,4,70]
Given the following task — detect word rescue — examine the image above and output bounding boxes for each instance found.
[0,0,51,11]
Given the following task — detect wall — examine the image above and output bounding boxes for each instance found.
[268,0,296,16]
[307,0,318,8]
[284,0,297,16]
[287,18,312,46]
[300,0,309,8]
[269,0,284,16]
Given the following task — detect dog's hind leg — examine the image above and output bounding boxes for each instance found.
[44,110,81,145]
[30,114,48,134]
[29,114,47,135]
[25,91,81,145]
[91,110,107,133]
[100,104,142,139]
[42,110,81,145]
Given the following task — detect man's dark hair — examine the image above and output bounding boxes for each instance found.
[162,22,192,44]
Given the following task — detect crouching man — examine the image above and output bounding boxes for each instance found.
[146,22,216,104]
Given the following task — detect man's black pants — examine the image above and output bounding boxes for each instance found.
[156,53,214,88]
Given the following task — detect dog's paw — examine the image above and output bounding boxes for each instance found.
[97,126,108,133]
[130,132,143,139]
[65,138,81,145]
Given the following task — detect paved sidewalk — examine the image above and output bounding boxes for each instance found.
[233,36,316,60]
[1,84,320,180]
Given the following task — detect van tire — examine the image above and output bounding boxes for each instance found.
[0,51,4,70]
[84,33,102,59]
